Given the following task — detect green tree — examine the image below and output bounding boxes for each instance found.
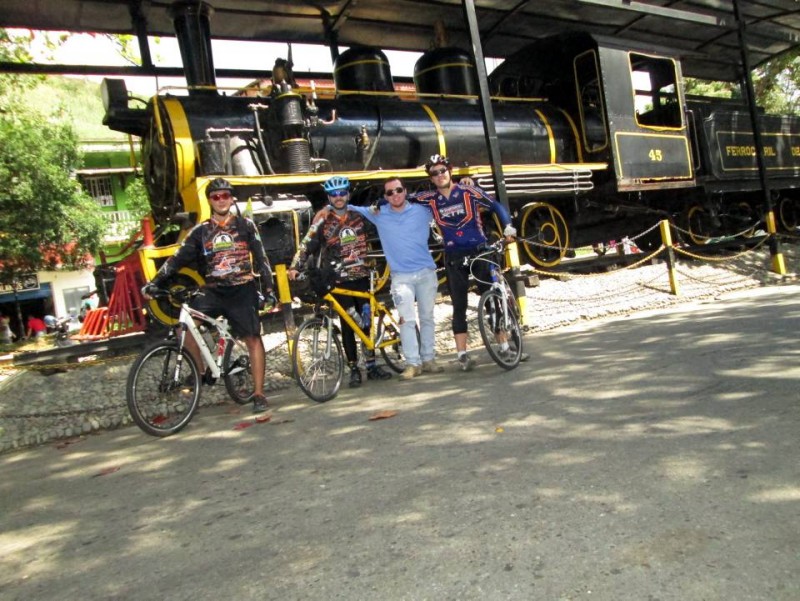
[0,29,106,335]
[752,50,800,114]
[0,106,106,279]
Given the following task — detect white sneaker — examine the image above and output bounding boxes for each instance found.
[498,346,530,362]
[401,364,423,380]
[457,354,475,372]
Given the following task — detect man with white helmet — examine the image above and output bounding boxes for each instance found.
[415,154,522,371]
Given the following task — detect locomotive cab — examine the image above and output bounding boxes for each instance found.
[491,32,695,195]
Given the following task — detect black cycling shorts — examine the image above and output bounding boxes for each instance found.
[190,281,261,338]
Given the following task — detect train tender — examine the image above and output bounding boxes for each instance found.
[102,13,800,288]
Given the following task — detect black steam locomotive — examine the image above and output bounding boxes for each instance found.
[101,7,800,301]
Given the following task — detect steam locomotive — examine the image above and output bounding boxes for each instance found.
[101,5,800,322]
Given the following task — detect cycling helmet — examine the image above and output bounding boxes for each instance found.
[205,177,234,199]
[322,175,350,194]
[425,154,451,172]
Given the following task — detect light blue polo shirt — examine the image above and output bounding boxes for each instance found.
[348,203,436,274]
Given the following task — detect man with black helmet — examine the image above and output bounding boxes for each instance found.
[142,178,275,413]
[416,154,521,371]
[288,175,392,387]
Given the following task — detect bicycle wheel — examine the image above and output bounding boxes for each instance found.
[126,341,201,437]
[477,288,523,370]
[222,338,255,405]
[292,317,344,403]
[377,310,420,373]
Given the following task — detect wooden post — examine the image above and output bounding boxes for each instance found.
[660,219,680,296]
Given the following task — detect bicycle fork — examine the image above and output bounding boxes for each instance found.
[315,313,336,359]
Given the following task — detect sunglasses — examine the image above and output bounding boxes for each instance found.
[327,190,349,198]
[209,191,232,201]
[428,167,448,177]
[384,186,405,197]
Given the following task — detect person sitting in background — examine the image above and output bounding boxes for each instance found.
[26,315,46,340]
[0,314,14,344]
[43,315,57,333]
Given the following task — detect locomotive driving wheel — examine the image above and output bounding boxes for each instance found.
[735,202,758,238]
[778,196,800,232]
[685,205,712,245]
[519,202,569,268]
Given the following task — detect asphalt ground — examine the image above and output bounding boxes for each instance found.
[1,285,798,601]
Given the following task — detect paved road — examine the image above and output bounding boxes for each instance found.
[1,285,798,601]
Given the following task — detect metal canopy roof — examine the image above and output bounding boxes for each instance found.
[1,0,799,81]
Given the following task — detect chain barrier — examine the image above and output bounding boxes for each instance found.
[671,233,770,262]
[519,242,665,280]
[670,219,763,244]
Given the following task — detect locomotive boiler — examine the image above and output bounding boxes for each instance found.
[101,3,800,299]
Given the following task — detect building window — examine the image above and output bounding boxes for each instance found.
[63,286,91,317]
[81,176,115,207]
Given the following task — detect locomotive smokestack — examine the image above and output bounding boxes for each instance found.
[169,1,217,95]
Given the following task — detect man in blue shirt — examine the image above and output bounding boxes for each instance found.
[347,177,443,380]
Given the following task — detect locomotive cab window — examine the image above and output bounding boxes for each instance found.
[630,53,682,130]
[574,50,608,152]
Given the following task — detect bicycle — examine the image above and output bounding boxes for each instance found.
[126,286,256,437]
[292,260,409,403]
[466,240,525,370]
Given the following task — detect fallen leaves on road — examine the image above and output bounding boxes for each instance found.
[369,410,398,421]
[92,466,120,478]
[54,438,83,450]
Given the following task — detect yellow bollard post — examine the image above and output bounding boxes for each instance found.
[764,211,787,275]
[505,240,527,324]
[273,264,296,358]
[659,219,680,296]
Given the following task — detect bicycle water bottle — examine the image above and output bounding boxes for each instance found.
[345,306,362,328]
[199,324,215,352]
[361,303,371,332]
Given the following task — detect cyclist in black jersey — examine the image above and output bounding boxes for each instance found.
[143,178,275,413]
[288,175,392,387]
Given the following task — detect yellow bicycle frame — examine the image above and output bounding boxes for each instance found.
[321,286,401,353]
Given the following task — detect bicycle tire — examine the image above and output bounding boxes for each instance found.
[292,317,344,403]
[126,341,201,437]
[376,310,420,373]
[222,338,255,405]
[477,288,523,370]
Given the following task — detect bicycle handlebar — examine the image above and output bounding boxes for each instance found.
[143,285,201,303]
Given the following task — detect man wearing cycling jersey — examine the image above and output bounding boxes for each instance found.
[143,178,274,413]
[287,176,392,387]
[414,154,520,371]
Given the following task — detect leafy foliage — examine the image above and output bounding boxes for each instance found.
[0,29,106,286]
[685,47,800,114]
[752,51,800,114]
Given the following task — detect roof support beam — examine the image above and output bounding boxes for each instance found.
[577,0,728,26]
[461,0,508,210]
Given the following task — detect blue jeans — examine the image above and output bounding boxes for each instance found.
[390,268,438,367]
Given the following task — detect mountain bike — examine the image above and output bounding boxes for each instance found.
[126,286,255,437]
[466,240,525,370]
[292,261,408,403]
